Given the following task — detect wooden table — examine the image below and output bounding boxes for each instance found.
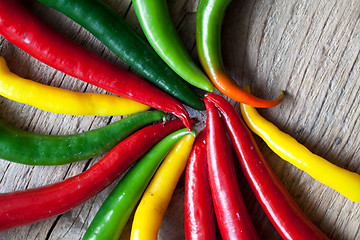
[0,0,359,239]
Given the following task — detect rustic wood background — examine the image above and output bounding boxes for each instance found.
[1,0,359,239]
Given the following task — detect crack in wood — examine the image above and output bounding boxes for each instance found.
[45,215,63,240]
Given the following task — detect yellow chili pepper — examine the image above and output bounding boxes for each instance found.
[240,87,360,202]
[130,134,196,240]
[0,56,150,116]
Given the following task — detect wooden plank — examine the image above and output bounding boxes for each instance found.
[0,0,359,239]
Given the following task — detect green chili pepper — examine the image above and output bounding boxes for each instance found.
[0,111,166,165]
[82,128,196,240]
[131,0,215,92]
[196,0,284,108]
[37,0,205,110]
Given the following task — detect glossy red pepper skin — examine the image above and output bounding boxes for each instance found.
[206,93,329,240]
[0,119,189,232]
[184,129,217,240]
[205,99,259,240]
[0,0,191,130]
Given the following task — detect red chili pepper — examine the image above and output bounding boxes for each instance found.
[0,119,190,232]
[0,0,192,130]
[206,93,329,240]
[184,129,217,240]
[205,99,259,240]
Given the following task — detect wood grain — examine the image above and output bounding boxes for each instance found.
[0,0,359,239]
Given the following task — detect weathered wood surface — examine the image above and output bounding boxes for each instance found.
[0,0,359,239]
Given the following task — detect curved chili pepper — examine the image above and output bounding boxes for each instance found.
[0,0,192,130]
[184,129,217,240]
[206,93,330,240]
[205,99,259,240]
[131,0,215,92]
[83,128,196,240]
[0,56,150,116]
[0,111,165,166]
[196,0,284,108]
[239,88,360,203]
[130,134,195,240]
[0,118,189,232]
[37,0,205,110]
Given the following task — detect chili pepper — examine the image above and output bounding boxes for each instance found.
[240,87,360,203]
[36,0,205,110]
[205,99,259,240]
[184,129,217,240]
[0,56,150,116]
[0,118,189,232]
[196,0,284,108]
[0,0,192,130]
[206,93,330,240]
[131,0,215,92]
[130,134,195,240]
[0,111,165,166]
[83,128,196,240]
